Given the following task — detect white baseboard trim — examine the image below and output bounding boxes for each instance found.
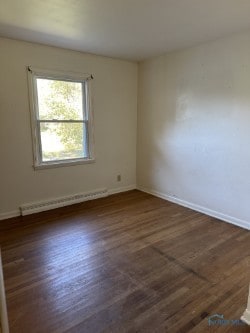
[108,184,136,195]
[0,250,9,333]
[0,185,137,220]
[138,186,250,231]
[0,211,20,221]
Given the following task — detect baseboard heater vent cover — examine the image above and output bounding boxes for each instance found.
[20,188,108,216]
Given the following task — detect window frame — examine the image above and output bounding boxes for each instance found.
[27,67,95,170]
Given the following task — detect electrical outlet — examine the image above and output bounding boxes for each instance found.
[117,174,121,182]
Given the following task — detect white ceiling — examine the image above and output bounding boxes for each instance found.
[1,0,250,61]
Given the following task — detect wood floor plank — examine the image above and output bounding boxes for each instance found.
[0,190,249,332]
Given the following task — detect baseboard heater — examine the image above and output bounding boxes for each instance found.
[20,188,108,216]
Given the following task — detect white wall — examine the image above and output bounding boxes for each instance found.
[2,32,250,228]
[0,38,137,218]
[137,31,250,229]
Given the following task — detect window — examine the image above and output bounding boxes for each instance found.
[28,67,94,169]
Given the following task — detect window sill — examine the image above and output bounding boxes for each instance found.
[34,158,95,170]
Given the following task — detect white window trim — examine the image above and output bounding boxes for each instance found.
[27,67,95,170]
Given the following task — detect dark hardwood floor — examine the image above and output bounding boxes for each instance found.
[0,190,249,333]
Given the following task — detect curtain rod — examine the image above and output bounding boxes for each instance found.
[27,66,94,80]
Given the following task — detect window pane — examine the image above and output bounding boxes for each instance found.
[37,78,85,120]
[40,122,88,161]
